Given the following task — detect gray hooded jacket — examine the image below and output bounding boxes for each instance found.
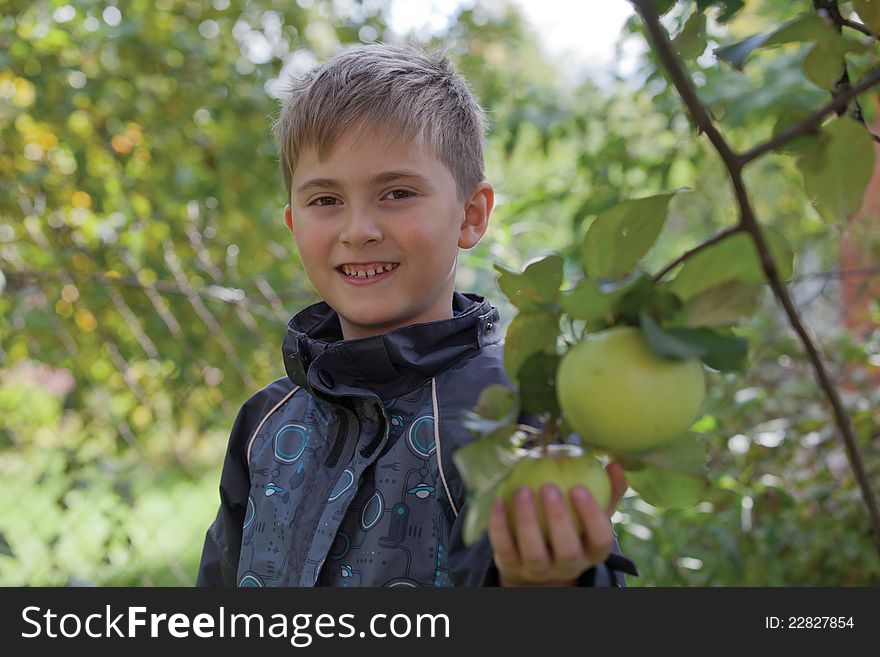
[197,291,638,587]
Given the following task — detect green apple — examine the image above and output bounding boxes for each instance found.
[497,444,611,538]
[556,326,705,453]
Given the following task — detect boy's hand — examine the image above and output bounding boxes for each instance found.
[488,461,627,587]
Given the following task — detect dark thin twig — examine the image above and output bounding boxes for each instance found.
[740,68,880,166]
[654,225,743,282]
[814,3,880,141]
[632,0,880,554]
[740,2,880,160]
[790,266,880,282]
[4,268,288,325]
[813,0,874,37]
[841,17,874,37]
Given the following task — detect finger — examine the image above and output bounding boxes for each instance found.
[488,497,521,573]
[570,486,615,566]
[512,486,551,575]
[540,484,585,573]
[605,461,628,516]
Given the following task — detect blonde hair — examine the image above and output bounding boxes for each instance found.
[273,41,487,203]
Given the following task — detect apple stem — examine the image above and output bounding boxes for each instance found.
[542,415,561,454]
[566,315,579,345]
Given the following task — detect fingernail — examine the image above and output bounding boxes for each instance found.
[572,486,591,503]
[493,499,505,515]
[516,486,532,504]
[542,484,561,502]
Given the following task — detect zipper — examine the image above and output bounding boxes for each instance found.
[324,406,350,469]
[360,400,387,458]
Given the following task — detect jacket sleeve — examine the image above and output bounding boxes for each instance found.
[196,378,292,587]
[446,500,639,587]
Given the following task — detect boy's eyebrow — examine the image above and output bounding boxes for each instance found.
[294,170,432,195]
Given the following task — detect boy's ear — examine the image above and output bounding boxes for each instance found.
[458,182,493,249]
[284,203,295,237]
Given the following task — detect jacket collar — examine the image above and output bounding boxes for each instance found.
[282,291,502,402]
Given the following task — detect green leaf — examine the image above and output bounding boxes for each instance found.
[862,90,880,123]
[453,439,520,546]
[0,531,13,558]
[682,328,749,372]
[697,0,744,23]
[673,9,707,60]
[603,270,654,309]
[517,351,560,418]
[681,281,764,327]
[461,480,505,547]
[799,118,876,223]
[453,436,520,495]
[522,253,564,301]
[472,384,519,421]
[494,254,564,311]
[855,0,880,33]
[803,45,843,90]
[612,432,707,477]
[561,280,612,323]
[651,0,677,15]
[607,271,656,320]
[640,312,707,361]
[502,311,560,382]
[667,229,794,301]
[796,132,827,173]
[645,286,684,320]
[715,14,838,71]
[771,107,818,156]
[461,384,520,436]
[581,192,680,279]
[626,467,708,509]
[640,314,749,371]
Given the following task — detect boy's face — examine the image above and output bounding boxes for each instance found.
[285,126,493,341]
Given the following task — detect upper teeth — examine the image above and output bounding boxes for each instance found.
[342,263,397,277]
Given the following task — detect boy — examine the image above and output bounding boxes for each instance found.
[197,42,637,587]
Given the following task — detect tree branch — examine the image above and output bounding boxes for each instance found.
[816,1,880,138]
[636,5,740,170]
[813,0,875,37]
[632,0,880,555]
[842,17,874,37]
[740,67,880,166]
[790,266,880,281]
[654,225,743,282]
[3,268,289,325]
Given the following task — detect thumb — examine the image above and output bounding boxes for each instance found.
[605,461,627,516]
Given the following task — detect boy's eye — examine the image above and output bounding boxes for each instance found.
[385,189,415,200]
[309,190,414,206]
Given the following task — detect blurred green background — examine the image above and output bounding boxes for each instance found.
[1,0,878,585]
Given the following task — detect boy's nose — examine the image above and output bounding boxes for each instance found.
[339,209,383,246]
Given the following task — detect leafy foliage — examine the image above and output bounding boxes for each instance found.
[456,0,880,582]
[797,119,876,222]
[581,192,681,279]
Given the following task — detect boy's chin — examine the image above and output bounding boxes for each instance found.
[337,308,407,338]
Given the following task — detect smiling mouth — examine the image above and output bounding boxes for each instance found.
[336,263,400,279]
